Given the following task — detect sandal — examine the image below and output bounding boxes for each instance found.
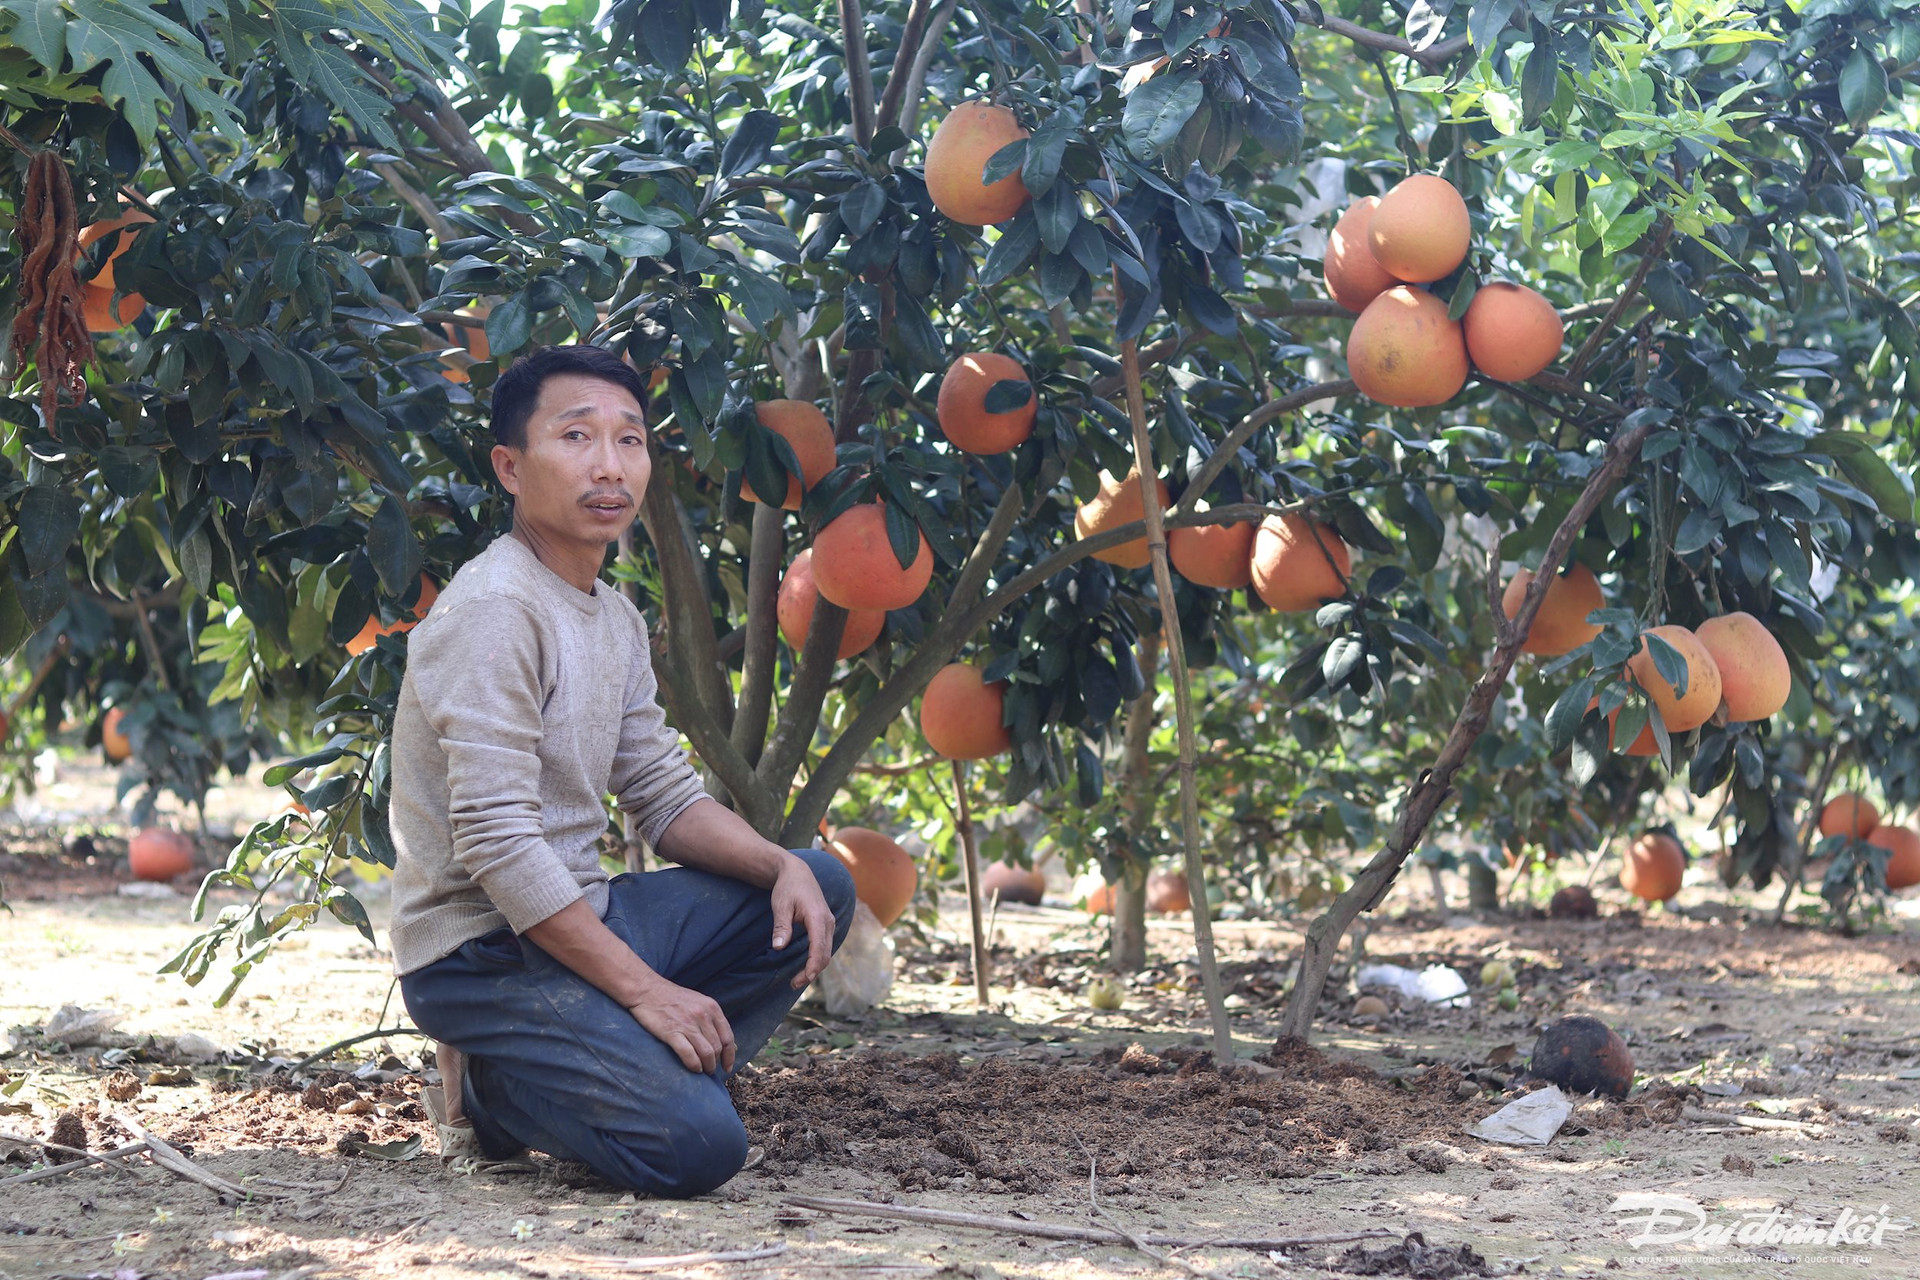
[424,1084,536,1176]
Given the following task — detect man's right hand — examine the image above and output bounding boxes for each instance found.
[626,977,736,1074]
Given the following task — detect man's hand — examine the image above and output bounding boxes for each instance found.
[626,977,736,1074]
[769,853,837,989]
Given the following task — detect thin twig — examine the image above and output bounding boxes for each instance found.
[0,1138,147,1186]
[782,1196,1397,1250]
[562,1243,788,1272]
[1567,218,1673,380]
[289,1026,430,1075]
[112,1111,282,1203]
[953,760,991,1007]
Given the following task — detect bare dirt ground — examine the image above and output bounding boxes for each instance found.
[2,759,1918,1280]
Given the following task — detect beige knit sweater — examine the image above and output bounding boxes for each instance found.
[387,534,708,975]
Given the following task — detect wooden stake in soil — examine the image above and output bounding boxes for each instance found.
[952,758,992,1007]
[1118,338,1233,1063]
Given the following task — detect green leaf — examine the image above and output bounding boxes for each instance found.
[720,109,782,178]
[53,0,246,144]
[264,745,349,787]
[486,294,533,357]
[1840,46,1889,127]
[882,498,920,573]
[366,495,420,597]
[1121,73,1203,161]
[1469,0,1518,50]
[17,484,80,576]
[0,0,65,69]
[982,379,1032,414]
[1643,633,1689,700]
[1545,675,1596,755]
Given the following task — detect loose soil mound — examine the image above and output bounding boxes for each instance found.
[730,1042,1488,1193]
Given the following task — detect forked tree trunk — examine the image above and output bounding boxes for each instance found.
[1111,632,1161,975]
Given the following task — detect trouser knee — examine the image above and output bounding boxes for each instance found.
[792,846,858,944]
[651,1107,750,1197]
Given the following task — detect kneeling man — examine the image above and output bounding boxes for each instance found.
[389,344,855,1195]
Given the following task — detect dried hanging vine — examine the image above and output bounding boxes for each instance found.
[10,150,92,436]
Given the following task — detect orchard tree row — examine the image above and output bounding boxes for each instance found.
[2,0,1919,1033]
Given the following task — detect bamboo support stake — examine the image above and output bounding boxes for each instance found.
[952,759,992,1006]
[1118,338,1233,1063]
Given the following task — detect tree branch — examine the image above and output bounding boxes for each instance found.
[371,161,456,241]
[653,635,780,831]
[839,0,878,148]
[895,0,961,153]
[1275,408,1661,1042]
[1175,379,1356,514]
[778,481,1026,844]
[640,472,734,739]
[1568,218,1673,380]
[876,0,935,133]
[1306,15,1470,67]
[731,504,786,767]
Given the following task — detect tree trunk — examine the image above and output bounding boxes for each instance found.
[1466,861,1500,911]
[1111,870,1150,974]
[1111,631,1161,975]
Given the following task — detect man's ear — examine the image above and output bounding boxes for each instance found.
[492,443,523,497]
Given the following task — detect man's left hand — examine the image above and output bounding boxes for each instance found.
[769,854,837,988]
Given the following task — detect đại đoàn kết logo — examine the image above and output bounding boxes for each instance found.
[1608,1192,1912,1253]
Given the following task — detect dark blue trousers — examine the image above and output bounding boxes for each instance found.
[400,848,856,1196]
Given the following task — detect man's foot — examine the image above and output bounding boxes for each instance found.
[425,1046,535,1176]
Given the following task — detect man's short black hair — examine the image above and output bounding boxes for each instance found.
[489,343,650,450]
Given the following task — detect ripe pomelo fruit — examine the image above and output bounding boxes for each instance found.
[743,399,836,509]
[1169,507,1255,589]
[1074,468,1170,569]
[1463,282,1564,382]
[1693,612,1789,722]
[1251,514,1350,612]
[1503,563,1604,656]
[1146,870,1190,914]
[129,828,195,882]
[1323,196,1397,313]
[102,707,133,762]
[1626,624,1722,735]
[924,101,1031,226]
[1867,824,1920,890]
[437,311,490,383]
[1084,883,1116,915]
[347,575,440,656]
[1366,173,1470,283]
[78,207,154,291]
[1819,793,1879,840]
[936,352,1036,454]
[920,663,1012,760]
[776,548,885,659]
[83,286,144,331]
[1347,285,1469,407]
[811,502,934,611]
[981,861,1046,905]
[827,827,919,926]
[1621,831,1685,902]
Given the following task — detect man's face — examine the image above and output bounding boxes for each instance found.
[492,372,651,552]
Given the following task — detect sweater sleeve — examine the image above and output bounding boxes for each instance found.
[409,593,584,933]
[611,611,709,845]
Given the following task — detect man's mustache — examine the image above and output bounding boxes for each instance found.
[581,489,635,506]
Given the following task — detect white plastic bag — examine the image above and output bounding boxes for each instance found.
[813,901,894,1016]
[1355,962,1471,1007]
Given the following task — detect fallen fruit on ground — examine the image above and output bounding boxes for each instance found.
[1462,282,1564,382]
[1086,976,1124,1010]
[1168,506,1255,589]
[1074,469,1169,569]
[1820,793,1880,840]
[101,707,132,762]
[811,503,934,611]
[128,828,195,882]
[1250,514,1351,612]
[1323,196,1397,312]
[1352,995,1389,1019]
[1549,885,1598,919]
[1866,824,1920,890]
[1479,960,1515,989]
[1626,624,1723,735]
[346,576,440,656]
[1084,883,1116,914]
[1145,870,1190,914]
[1503,562,1604,657]
[1621,831,1686,902]
[1347,285,1470,407]
[979,861,1045,905]
[1694,611,1790,722]
[1366,173,1471,284]
[827,827,918,927]
[743,399,836,508]
[776,548,885,659]
[936,353,1036,454]
[924,101,1030,226]
[1528,1014,1634,1100]
[919,663,1012,760]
